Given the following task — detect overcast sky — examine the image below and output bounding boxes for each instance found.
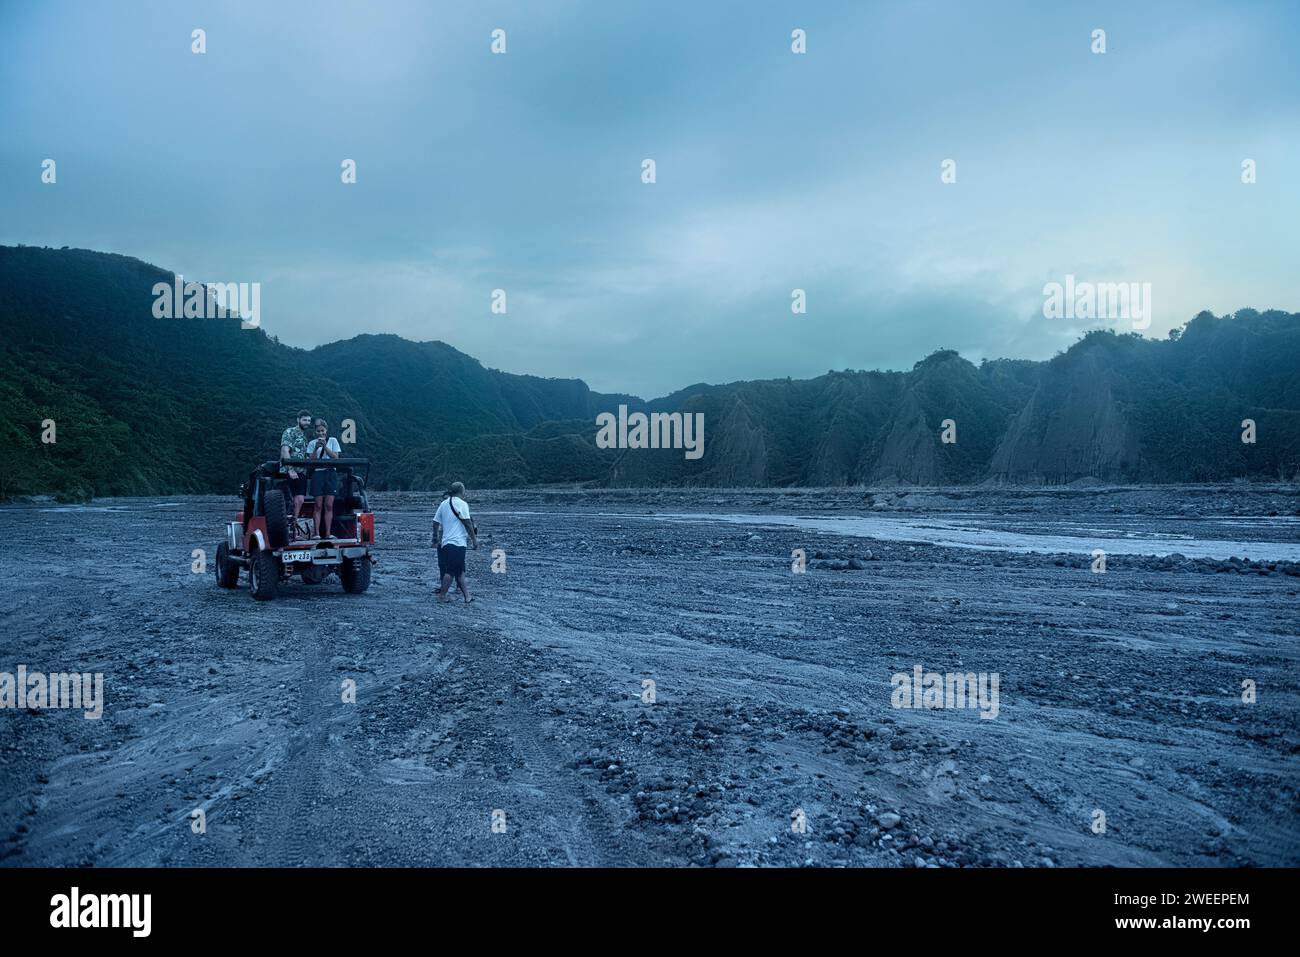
[3,0,1298,398]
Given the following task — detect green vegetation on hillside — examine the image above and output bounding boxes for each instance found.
[2,246,1298,499]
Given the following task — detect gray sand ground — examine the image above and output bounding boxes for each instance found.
[2,485,1297,867]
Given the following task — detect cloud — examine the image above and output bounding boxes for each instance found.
[1,0,1297,397]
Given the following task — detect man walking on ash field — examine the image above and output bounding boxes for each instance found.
[432,481,477,603]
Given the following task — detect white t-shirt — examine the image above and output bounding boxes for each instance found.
[434,496,472,548]
[305,437,341,461]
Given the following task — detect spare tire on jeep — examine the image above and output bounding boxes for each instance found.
[262,481,289,549]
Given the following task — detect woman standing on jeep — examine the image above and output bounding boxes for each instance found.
[306,418,341,539]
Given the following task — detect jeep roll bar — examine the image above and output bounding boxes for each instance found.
[268,459,371,483]
[241,459,371,502]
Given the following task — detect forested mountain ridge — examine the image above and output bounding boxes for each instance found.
[2,245,1297,499]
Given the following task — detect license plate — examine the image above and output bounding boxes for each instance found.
[282,550,312,563]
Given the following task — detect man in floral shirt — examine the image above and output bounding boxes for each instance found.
[279,410,313,535]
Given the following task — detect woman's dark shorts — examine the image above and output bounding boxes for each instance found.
[309,468,339,498]
[438,544,467,577]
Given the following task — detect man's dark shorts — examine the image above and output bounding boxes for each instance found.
[285,474,308,498]
[438,544,467,577]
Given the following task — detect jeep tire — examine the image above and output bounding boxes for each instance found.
[340,556,371,594]
[248,548,279,601]
[263,482,290,549]
[215,541,240,588]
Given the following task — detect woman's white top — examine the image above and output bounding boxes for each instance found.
[305,437,341,461]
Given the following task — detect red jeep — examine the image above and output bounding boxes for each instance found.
[214,458,376,600]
